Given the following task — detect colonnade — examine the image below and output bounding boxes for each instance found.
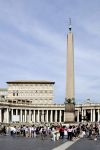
[76,108,100,122]
[1,107,100,124]
[0,107,64,123]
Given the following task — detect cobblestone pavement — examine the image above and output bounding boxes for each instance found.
[66,136,100,150]
[0,135,67,150]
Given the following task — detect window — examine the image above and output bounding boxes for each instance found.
[13,90,18,96]
[1,95,5,98]
[13,91,15,96]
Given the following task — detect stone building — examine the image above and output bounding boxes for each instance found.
[7,80,55,105]
[0,80,64,124]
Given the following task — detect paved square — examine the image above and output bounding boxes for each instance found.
[0,135,67,150]
[66,136,100,150]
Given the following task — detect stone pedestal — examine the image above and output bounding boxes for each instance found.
[64,112,75,123]
[64,102,75,123]
[65,102,75,112]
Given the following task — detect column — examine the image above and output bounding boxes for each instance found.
[33,110,35,122]
[50,110,53,122]
[84,109,86,117]
[16,109,19,122]
[55,110,57,122]
[11,109,13,122]
[16,109,17,115]
[98,109,100,122]
[77,110,79,122]
[93,109,95,122]
[20,109,22,122]
[31,110,33,122]
[44,110,46,122]
[25,110,26,122]
[91,109,92,122]
[29,110,31,122]
[46,110,48,122]
[59,110,61,122]
[0,109,1,122]
[6,108,9,123]
[41,110,44,122]
[84,109,86,121]
[3,109,6,123]
[37,110,39,122]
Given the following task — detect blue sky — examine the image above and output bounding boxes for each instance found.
[0,0,100,104]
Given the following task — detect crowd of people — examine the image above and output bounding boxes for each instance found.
[0,122,100,141]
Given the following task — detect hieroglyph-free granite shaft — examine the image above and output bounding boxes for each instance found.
[65,21,75,123]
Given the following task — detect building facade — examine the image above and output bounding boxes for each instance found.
[7,80,55,105]
[0,80,64,124]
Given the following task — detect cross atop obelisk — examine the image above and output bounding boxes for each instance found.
[64,19,75,123]
[68,18,72,31]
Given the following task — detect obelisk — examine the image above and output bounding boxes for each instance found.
[65,19,75,123]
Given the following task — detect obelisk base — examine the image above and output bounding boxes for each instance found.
[64,112,75,123]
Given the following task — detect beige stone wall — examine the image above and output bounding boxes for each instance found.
[7,81,54,104]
